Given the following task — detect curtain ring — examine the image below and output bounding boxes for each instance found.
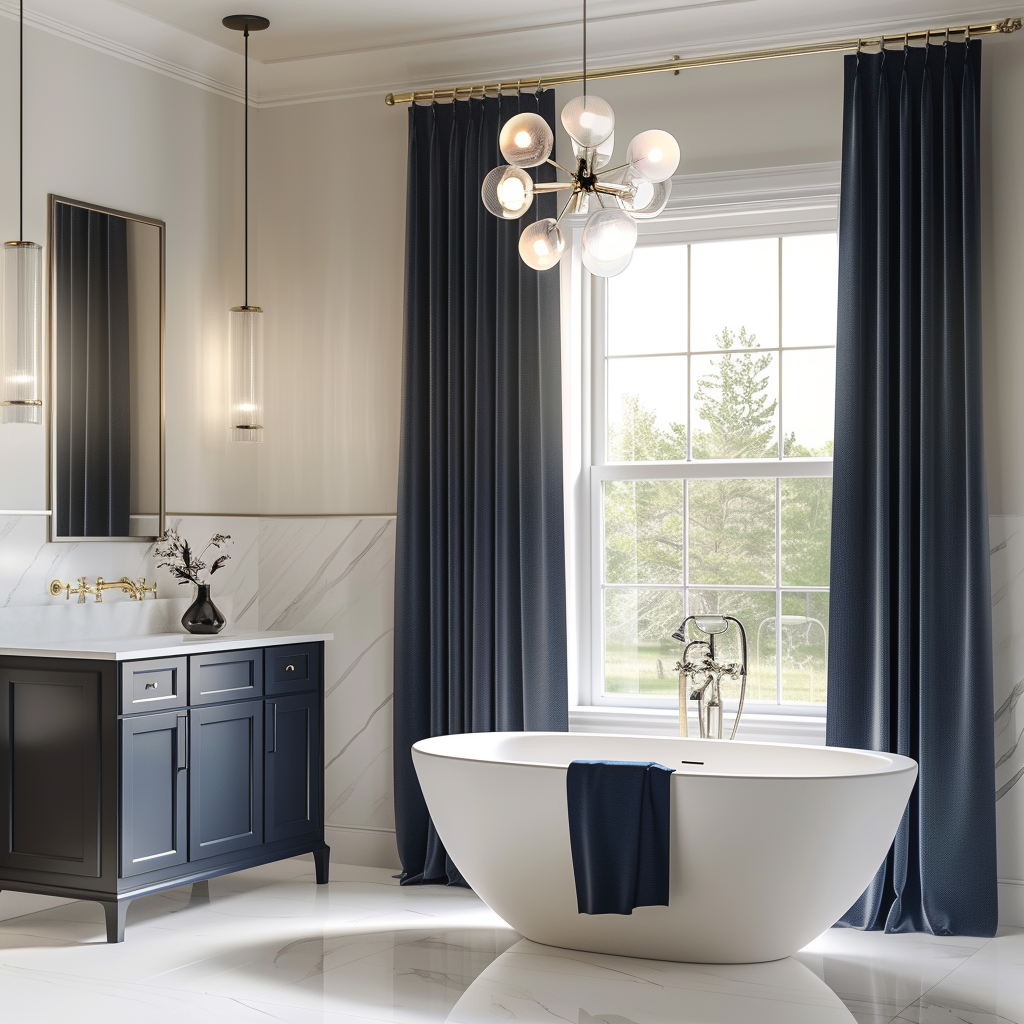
[535,76,543,96]
[856,37,862,67]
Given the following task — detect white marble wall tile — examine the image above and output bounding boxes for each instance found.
[258,517,395,834]
[992,515,1024,884]
[0,514,258,641]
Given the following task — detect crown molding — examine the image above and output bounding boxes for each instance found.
[2,0,1023,108]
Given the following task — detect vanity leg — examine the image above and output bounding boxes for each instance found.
[313,846,330,885]
[103,900,129,943]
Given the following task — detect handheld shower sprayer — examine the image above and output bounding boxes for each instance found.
[672,615,748,740]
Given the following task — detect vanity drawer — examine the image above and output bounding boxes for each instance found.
[266,643,320,695]
[189,649,263,705]
[121,657,187,715]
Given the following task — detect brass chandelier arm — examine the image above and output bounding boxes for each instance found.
[532,181,575,194]
[384,17,1021,105]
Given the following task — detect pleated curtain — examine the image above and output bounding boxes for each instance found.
[827,41,997,935]
[393,92,569,886]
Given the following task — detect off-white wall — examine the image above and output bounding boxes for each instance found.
[0,17,257,516]
[253,95,406,516]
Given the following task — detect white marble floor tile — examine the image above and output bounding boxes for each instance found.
[0,860,1013,1024]
[896,929,1024,1023]
[797,927,990,1021]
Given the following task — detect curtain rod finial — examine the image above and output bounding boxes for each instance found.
[385,93,395,106]
[998,16,1022,32]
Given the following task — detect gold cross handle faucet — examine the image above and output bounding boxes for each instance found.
[49,577,158,603]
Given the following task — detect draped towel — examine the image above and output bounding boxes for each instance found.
[567,760,675,915]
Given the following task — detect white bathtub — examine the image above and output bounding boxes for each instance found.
[412,732,917,963]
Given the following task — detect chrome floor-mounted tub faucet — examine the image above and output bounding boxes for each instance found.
[672,615,748,740]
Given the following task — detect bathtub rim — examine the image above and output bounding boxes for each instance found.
[412,731,919,782]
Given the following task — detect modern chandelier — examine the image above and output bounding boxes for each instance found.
[224,14,269,442]
[481,0,679,277]
[1,0,43,424]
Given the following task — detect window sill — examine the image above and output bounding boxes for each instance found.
[568,705,826,746]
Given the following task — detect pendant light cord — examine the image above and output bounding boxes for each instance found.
[19,0,24,241]
[244,26,249,307]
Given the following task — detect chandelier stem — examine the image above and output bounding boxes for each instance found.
[582,0,587,96]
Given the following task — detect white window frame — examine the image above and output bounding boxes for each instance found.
[563,162,841,741]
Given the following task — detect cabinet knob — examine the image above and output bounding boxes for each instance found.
[145,682,159,690]
[285,664,295,672]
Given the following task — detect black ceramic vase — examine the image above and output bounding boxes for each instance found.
[182,583,226,634]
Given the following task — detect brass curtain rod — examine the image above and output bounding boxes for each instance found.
[384,16,1022,105]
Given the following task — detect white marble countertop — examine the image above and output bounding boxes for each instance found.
[0,631,333,661]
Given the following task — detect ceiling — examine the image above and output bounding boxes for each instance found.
[10,0,1024,105]
[110,0,1024,63]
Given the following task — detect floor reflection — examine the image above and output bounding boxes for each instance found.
[446,939,856,1024]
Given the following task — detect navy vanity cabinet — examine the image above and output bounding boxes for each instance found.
[0,661,110,878]
[189,648,263,704]
[265,692,321,842]
[120,710,187,877]
[189,699,264,860]
[0,639,328,945]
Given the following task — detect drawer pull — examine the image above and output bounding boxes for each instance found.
[285,664,295,672]
[145,682,159,690]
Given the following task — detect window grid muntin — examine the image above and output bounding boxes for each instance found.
[597,233,835,708]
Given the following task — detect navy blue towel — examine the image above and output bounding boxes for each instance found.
[566,760,675,915]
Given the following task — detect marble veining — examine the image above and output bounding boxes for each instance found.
[258,517,396,841]
[991,516,1024,885]
[0,858,1019,1023]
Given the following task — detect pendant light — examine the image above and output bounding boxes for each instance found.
[224,14,269,442]
[1,0,43,424]
[482,0,680,277]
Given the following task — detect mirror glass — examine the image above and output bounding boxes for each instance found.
[49,197,163,540]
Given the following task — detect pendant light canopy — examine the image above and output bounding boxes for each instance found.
[224,14,269,442]
[481,0,680,277]
[2,2,43,425]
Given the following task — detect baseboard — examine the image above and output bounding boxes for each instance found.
[0,892,75,923]
[999,879,1024,927]
[325,824,401,871]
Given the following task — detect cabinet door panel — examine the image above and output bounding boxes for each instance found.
[265,694,321,843]
[189,701,263,860]
[189,649,263,705]
[0,666,101,875]
[120,712,187,877]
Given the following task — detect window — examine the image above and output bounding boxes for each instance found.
[588,231,837,713]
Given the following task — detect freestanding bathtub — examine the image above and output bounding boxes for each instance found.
[412,732,917,963]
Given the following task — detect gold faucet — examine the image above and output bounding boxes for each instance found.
[49,577,157,603]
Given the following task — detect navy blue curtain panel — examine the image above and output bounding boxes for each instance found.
[827,41,997,936]
[394,93,570,887]
[54,205,131,538]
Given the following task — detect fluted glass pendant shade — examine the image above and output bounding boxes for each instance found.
[1,241,43,424]
[229,305,263,442]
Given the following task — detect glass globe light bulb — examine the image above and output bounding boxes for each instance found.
[617,177,672,220]
[518,218,565,271]
[572,131,615,171]
[626,129,680,182]
[499,112,554,168]
[582,246,633,278]
[560,94,615,149]
[481,165,535,220]
[581,208,637,264]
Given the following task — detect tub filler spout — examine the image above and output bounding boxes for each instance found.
[672,614,747,740]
